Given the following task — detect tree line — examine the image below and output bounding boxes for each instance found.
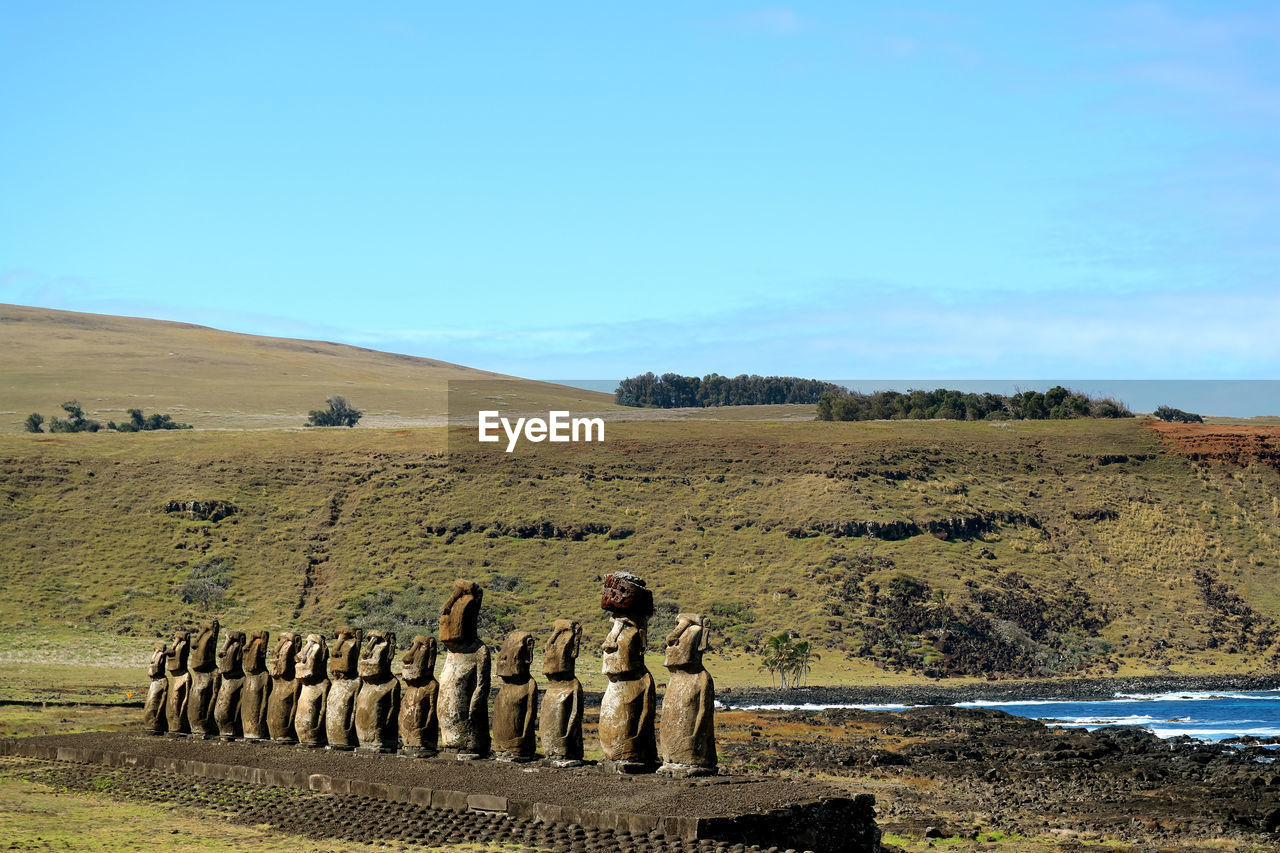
[24,401,193,433]
[615,372,843,408]
[816,386,1134,422]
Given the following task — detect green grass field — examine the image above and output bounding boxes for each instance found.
[3,414,1278,688]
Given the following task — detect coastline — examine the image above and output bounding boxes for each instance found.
[715,672,1280,708]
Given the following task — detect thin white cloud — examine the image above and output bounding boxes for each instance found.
[735,8,806,36]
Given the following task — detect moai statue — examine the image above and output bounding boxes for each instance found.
[164,629,192,736]
[598,572,657,773]
[213,630,246,740]
[540,619,584,766]
[354,630,400,753]
[293,633,330,748]
[186,619,221,738]
[239,631,272,741]
[437,579,491,759]
[658,614,717,777]
[266,631,302,744]
[398,635,440,758]
[493,631,538,761]
[143,642,169,735]
[324,627,362,750]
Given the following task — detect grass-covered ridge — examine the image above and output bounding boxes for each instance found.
[0,303,617,431]
[3,417,1279,682]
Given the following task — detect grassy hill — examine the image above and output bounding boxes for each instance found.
[0,304,618,431]
[3,415,1279,684]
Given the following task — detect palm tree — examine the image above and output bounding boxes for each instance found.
[760,631,795,687]
[790,640,820,686]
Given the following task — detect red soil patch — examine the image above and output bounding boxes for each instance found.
[1146,420,1280,471]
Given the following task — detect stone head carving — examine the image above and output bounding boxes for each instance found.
[295,633,328,683]
[601,572,653,619]
[329,627,362,680]
[359,630,396,679]
[401,635,437,684]
[218,631,246,676]
[664,614,710,670]
[543,619,582,678]
[268,631,300,679]
[439,579,482,650]
[148,642,168,679]
[242,631,270,675]
[601,616,646,677]
[496,631,534,680]
[167,630,191,674]
[190,619,220,672]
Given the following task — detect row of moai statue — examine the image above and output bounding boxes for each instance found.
[142,573,715,776]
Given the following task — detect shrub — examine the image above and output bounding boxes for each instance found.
[177,557,233,610]
[1154,405,1203,424]
[23,413,44,433]
[48,401,101,433]
[110,408,193,432]
[307,395,362,427]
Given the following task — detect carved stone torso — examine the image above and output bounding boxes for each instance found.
[213,675,244,739]
[437,642,491,755]
[599,669,656,764]
[354,676,401,752]
[399,680,440,753]
[492,676,538,758]
[266,676,298,741]
[660,669,716,768]
[325,677,360,750]
[295,679,330,746]
[166,670,192,734]
[540,677,584,762]
[240,670,271,739]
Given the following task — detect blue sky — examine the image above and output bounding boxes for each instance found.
[2,2,1278,382]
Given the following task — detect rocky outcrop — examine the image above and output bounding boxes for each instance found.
[165,500,238,522]
[786,510,1038,541]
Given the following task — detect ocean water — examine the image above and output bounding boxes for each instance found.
[730,690,1280,743]
[957,690,1280,742]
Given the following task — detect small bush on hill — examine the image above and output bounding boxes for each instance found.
[307,395,362,427]
[109,408,193,432]
[177,557,233,610]
[48,401,101,433]
[1154,405,1204,424]
[23,413,44,433]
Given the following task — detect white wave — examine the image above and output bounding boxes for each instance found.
[1147,726,1280,740]
[727,702,914,712]
[1113,690,1280,702]
[1046,714,1163,727]
[954,699,1079,708]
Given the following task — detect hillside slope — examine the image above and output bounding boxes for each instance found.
[3,418,1278,682]
[0,304,617,430]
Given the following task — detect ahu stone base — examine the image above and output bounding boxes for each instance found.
[1,732,879,853]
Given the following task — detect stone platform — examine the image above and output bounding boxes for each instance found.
[1,733,879,853]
